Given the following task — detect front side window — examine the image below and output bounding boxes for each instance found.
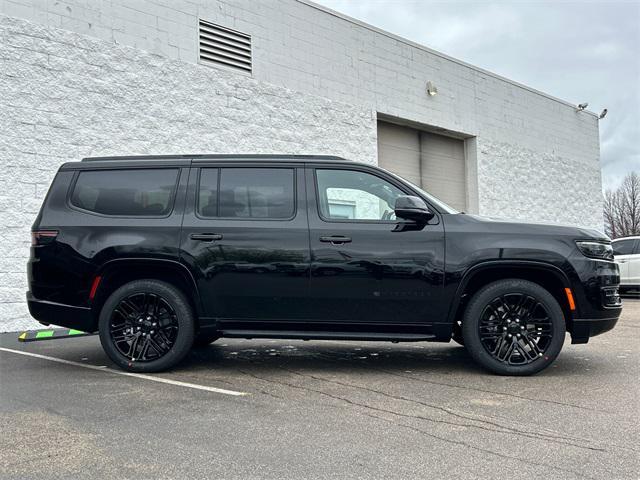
[613,239,635,256]
[198,168,295,219]
[315,169,405,221]
[71,169,179,216]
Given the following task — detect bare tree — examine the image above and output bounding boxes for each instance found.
[604,172,640,238]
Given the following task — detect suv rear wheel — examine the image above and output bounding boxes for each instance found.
[462,279,566,376]
[98,280,195,372]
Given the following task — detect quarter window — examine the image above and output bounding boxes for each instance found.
[315,169,405,221]
[198,168,295,219]
[71,169,179,216]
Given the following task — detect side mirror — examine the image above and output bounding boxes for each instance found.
[394,196,434,223]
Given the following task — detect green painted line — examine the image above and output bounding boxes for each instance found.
[18,328,96,342]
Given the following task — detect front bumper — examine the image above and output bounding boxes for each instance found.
[26,292,95,332]
[568,254,623,343]
[570,316,620,344]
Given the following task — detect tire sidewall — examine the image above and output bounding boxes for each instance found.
[99,280,195,373]
[462,279,566,376]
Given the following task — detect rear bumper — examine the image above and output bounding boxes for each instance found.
[26,292,95,332]
[570,315,620,344]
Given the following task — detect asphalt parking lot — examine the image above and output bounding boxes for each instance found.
[1,300,638,480]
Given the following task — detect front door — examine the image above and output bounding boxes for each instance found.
[613,238,639,286]
[630,241,640,286]
[305,165,446,331]
[180,164,310,327]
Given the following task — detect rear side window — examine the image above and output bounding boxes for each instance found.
[71,169,179,216]
[198,168,295,219]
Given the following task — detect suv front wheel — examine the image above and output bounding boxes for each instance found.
[462,279,566,376]
[98,279,195,373]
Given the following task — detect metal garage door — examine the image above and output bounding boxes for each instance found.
[377,121,467,211]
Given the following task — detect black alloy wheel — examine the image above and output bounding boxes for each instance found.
[462,279,566,376]
[99,280,195,372]
[478,292,553,365]
[109,292,179,362]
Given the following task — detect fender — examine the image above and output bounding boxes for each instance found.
[93,258,204,316]
[446,259,574,325]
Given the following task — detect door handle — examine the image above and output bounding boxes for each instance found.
[190,233,223,241]
[319,235,352,245]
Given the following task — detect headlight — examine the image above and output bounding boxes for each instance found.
[576,241,613,260]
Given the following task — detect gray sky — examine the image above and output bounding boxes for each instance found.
[315,0,640,191]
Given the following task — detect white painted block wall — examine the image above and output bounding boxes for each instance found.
[0,0,604,226]
[0,14,376,331]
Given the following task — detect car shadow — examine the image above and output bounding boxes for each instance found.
[173,338,612,378]
[179,341,490,376]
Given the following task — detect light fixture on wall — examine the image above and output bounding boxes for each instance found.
[426,81,438,97]
[599,108,608,119]
[576,102,589,111]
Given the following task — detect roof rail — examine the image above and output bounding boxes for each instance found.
[81,154,350,162]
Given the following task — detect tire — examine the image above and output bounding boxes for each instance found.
[99,279,195,373]
[193,332,220,348]
[462,279,566,376]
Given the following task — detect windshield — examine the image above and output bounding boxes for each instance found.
[385,170,460,214]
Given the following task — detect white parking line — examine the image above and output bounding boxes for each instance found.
[0,346,248,397]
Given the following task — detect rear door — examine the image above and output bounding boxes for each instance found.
[180,162,310,327]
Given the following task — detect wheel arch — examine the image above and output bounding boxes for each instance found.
[89,258,203,330]
[448,261,576,332]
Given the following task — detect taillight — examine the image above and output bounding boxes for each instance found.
[31,230,58,246]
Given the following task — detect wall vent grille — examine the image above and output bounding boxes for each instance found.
[198,19,251,73]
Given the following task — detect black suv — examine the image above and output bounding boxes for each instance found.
[27,155,622,375]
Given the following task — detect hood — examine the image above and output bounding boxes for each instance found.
[461,214,610,242]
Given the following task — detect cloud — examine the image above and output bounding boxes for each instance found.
[316,0,640,191]
[585,41,625,59]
